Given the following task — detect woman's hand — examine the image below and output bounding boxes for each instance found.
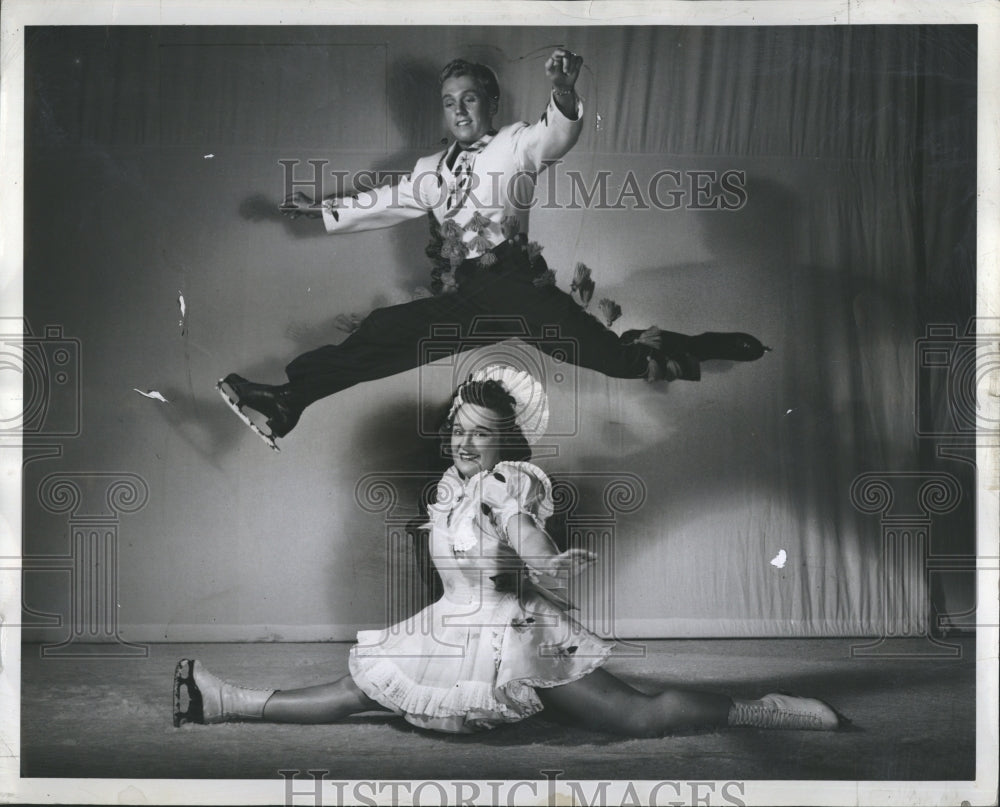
[507,514,596,582]
[279,191,323,220]
[530,548,597,581]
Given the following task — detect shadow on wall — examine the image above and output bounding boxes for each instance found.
[373,56,448,291]
[596,173,974,624]
[136,350,292,470]
[547,174,922,536]
[237,56,444,289]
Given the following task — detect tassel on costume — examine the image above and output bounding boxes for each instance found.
[526,241,544,265]
[597,298,623,327]
[469,234,492,254]
[532,269,556,288]
[465,211,491,233]
[571,262,595,307]
[440,219,463,240]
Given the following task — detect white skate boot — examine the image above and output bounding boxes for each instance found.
[728,693,840,731]
[173,659,275,726]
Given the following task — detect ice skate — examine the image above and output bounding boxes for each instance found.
[622,329,770,381]
[728,692,840,731]
[688,332,771,363]
[217,373,302,451]
[173,659,274,726]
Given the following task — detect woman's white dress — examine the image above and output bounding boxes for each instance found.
[348,461,614,733]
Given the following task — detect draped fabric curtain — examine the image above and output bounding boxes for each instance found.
[23,25,976,640]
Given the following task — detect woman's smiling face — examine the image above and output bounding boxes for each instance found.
[450,403,504,479]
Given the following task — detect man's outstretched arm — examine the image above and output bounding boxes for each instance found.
[279,171,429,233]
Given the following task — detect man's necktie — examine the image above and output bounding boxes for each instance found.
[446,133,494,215]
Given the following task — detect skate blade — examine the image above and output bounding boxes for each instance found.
[173,659,204,726]
[829,705,858,731]
[216,380,280,452]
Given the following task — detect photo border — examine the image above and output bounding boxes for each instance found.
[1,1,997,804]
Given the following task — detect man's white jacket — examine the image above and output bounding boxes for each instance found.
[321,93,584,258]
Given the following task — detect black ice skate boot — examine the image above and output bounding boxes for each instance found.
[173,659,275,726]
[217,374,303,451]
[622,327,771,381]
[687,331,771,363]
[727,693,840,731]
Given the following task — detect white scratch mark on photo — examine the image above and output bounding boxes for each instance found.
[133,389,169,403]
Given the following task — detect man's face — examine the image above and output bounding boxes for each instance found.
[441,75,495,145]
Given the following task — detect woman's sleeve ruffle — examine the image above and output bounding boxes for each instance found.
[485,461,554,536]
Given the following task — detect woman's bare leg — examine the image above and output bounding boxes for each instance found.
[262,675,389,724]
[537,667,732,737]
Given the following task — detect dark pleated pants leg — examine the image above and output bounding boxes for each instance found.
[284,247,654,406]
[483,258,652,379]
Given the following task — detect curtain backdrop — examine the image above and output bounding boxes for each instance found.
[22,25,976,641]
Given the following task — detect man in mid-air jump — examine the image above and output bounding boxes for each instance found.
[219,48,767,449]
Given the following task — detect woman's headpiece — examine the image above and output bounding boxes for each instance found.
[448,364,549,444]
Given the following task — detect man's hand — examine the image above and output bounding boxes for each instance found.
[545,48,583,90]
[279,191,323,220]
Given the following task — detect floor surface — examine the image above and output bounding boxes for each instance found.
[18,637,976,782]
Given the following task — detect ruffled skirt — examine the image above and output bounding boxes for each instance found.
[348,584,614,733]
